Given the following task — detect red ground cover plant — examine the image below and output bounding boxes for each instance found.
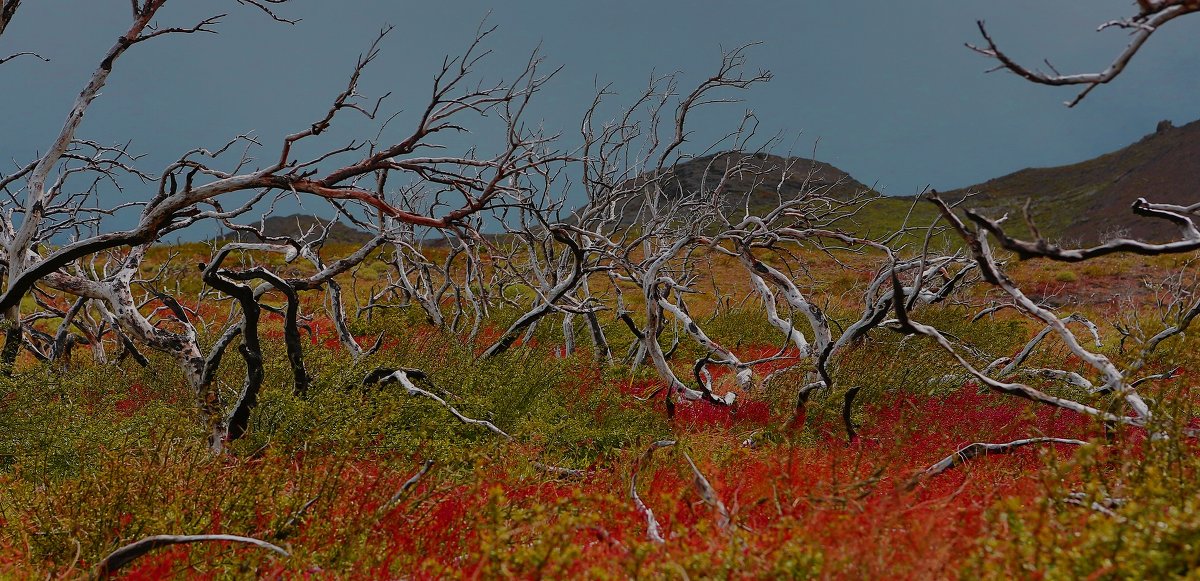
[113,382,150,417]
[79,370,1108,579]
[5,293,1194,579]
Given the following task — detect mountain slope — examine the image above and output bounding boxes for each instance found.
[661,151,876,202]
[616,152,881,224]
[943,119,1200,244]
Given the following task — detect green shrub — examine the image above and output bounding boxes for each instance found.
[1054,270,1078,283]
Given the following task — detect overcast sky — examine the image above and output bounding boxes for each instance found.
[2,1,1197,222]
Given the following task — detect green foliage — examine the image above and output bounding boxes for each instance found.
[1054,270,1079,283]
[3,248,1200,577]
[970,440,1200,580]
[704,307,792,349]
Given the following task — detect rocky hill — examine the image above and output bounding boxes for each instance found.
[942,119,1200,244]
[615,151,879,224]
[216,121,1200,246]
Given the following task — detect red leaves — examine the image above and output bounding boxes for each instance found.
[114,382,149,417]
[88,338,1114,578]
[668,399,773,429]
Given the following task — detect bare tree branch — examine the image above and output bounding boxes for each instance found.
[94,534,288,578]
[630,439,675,544]
[909,438,1087,490]
[968,4,1200,106]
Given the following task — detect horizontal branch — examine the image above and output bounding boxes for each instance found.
[908,437,1087,490]
[95,534,288,578]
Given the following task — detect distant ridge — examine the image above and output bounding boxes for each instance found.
[219,214,374,245]
[943,118,1200,244]
[616,151,878,224]
[213,120,1200,247]
[656,151,875,200]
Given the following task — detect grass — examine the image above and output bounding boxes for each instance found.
[1,249,1199,578]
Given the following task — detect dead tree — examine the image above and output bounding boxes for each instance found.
[366,227,452,328]
[554,52,969,416]
[479,226,590,359]
[559,46,775,405]
[0,3,568,448]
[478,173,611,360]
[863,10,1200,478]
[913,189,1200,426]
[654,149,977,429]
[357,199,499,341]
[888,195,1183,483]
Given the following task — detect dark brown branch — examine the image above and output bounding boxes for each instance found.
[964,200,1200,262]
[94,534,288,578]
[842,386,863,442]
[201,248,264,444]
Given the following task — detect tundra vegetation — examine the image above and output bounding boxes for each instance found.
[1,1,1200,578]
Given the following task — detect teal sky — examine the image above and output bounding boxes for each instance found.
[2,1,1197,227]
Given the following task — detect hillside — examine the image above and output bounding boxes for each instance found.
[943,119,1200,244]
[219,213,375,245]
[217,120,1200,247]
[662,151,876,202]
[617,152,881,224]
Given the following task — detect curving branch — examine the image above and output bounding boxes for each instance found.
[363,366,585,477]
[630,439,676,544]
[201,248,266,444]
[479,227,587,359]
[965,199,1200,262]
[381,459,434,511]
[968,4,1200,107]
[222,265,312,397]
[681,450,730,530]
[94,533,288,578]
[909,437,1087,490]
[363,366,513,440]
[0,0,21,40]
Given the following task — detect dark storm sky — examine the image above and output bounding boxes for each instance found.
[2,1,1197,221]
